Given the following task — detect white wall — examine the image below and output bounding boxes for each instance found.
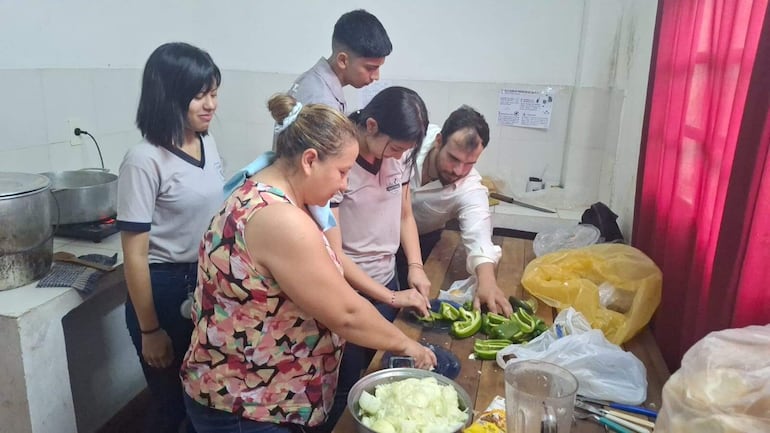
[1,0,584,83]
[0,0,656,198]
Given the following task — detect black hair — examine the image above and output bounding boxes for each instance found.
[440,105,490,150]
[136,42,221,149]
[332,9,392,58]
[349,86,428,168]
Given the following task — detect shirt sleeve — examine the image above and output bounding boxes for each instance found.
[116,151,158,233]
[456,181,501,274]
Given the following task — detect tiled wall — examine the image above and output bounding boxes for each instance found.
[0,67,613,209]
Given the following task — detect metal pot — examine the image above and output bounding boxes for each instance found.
[42,169,117,224]
[346,368,473,433]
[0,172,54,291]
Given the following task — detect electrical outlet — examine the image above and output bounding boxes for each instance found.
[67,119,82,146]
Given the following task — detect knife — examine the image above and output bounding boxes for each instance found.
[489,192,556,213]
[577,396,658,420]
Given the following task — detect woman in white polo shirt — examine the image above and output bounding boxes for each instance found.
[116,42,224,433]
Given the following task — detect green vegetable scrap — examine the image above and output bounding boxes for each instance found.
[417,311,444,323]
[450,307,482,339]
[508,295,537,314]
[473,339,510,360]
[439,302,461,321]
[479,306,548,344]
[490,320,523,341]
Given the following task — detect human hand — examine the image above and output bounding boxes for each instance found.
[407,267,432,299]
[401,340,437,370]
[393,288,431,318]
[141,329,174,369]
[474,281,513,316]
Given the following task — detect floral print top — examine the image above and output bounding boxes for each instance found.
[181,180,345,426]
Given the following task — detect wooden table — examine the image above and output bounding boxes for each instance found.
[334,230,670,432]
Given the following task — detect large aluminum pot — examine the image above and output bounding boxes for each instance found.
[0,172,54,291]
[42,169,117,224]
[347,368,473,433]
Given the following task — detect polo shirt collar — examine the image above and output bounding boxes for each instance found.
[314,58,345,112]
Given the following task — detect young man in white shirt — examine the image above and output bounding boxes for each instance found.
[288,9,391,113]
[398,105,513,316]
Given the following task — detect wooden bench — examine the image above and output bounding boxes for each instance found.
[334,230,670,432]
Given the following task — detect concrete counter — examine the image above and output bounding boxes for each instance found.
[0,235,145,433]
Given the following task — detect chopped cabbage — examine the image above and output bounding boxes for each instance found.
[357,377,468,433]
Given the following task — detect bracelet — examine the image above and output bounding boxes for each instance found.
[140,326,161,335]
[408,262,424,269]
[390,292,397,306]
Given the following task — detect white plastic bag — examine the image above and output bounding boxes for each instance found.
[655,325,770,433]
[496,308,648,404]
[438,276,476,305]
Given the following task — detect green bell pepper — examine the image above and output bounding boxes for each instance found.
[439,302,461,321]
[473,339,511,360]
[490,320,523,341]
[451,309,482,338]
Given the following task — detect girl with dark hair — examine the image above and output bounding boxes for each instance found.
[180,94,435,433]
[116,42,224,433]
[321,86,432,430]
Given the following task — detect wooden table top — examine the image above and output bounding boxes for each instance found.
[334,230,669,432]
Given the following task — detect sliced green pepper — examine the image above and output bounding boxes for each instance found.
[511,310,535,333]
[439,302,461,321]
[417,311,444,323]
[473,339,510,360]
[486,312,509,325]
[480,314,494,335]
[490,320,522,341]
[451,309,482,338]
[508,295,536,314]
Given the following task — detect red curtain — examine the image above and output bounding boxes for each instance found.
[634,0,770,370]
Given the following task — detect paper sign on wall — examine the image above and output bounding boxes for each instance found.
[498,88,554,129]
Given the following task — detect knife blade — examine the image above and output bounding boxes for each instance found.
[489,192,556,213]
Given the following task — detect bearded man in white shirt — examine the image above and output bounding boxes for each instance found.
[396,105,513,315]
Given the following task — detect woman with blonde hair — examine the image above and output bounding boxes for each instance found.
[180,94,435,433]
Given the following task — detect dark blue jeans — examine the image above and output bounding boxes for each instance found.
[317,276,401,432]
[395,229,442,294]
[125,262,198,433]
[184,394,316,433]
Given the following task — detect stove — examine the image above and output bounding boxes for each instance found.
[55,218,119,243]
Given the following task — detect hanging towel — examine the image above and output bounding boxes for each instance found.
[37,253,118,295]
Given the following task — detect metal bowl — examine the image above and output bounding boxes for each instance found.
[41,169,117,224]
[346,367,473,433]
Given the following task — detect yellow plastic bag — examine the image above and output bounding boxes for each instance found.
[521,243,661,344]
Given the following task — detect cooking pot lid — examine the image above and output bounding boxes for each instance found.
[0,172,51,198]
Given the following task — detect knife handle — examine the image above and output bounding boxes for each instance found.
[597,416,635,433]
[608,403,658,419]
[606,410,656,429]
[604,413,651,433]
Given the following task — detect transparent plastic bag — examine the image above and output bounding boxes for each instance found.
[521,243,662,344]
[438,276,476,305]
[496,308,648,404]
[655,325,770,433]
[533,224,601,257]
